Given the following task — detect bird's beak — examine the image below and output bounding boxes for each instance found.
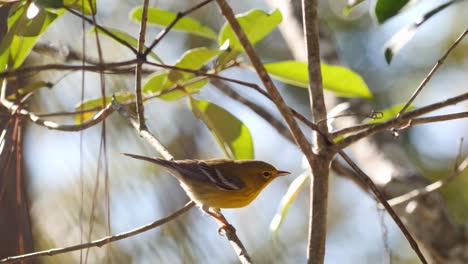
[277,171,290,177]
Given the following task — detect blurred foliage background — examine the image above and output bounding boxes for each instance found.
[1,0,467,263]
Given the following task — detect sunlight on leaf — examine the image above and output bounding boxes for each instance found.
[261,61,372,98]
[218,9,282,51]
[214,39,240,70]
[0,5,62,69]
[189,98,254,159]
[130,7,217,40]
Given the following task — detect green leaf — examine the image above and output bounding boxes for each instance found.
[174,47,223,70]
[74,92,135,124]
[15,5,55,36]
[270,172,309,236]
[375,0,409,23]
[189,98,254,159]
[143,47,220,101]
[159,79,209,101]
[214,41,240,70]
[262,61,372,98]
[143,71,168,94]
[90,26,162,62]
[63,0,96,15]
[168,47,223,81]
[38,0,97,15]
[321,64,372,98]
[7,80,53,100]
[366,103,414,124]
[142,71,208,101]
[383,1,459,64]
[218,9,282,51]
[0,5,62,69]
[36,0,64,9]
[130,7,217,40]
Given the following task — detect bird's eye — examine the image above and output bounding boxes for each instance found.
[262,171,272,178]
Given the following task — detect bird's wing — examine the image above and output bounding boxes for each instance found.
[174,160,246,191]
[122,153,245,191]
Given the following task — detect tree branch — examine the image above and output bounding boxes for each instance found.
[214,0,316,170]
[385,156,468,207]
[331,111,468,138]
[0,79,114,132]
[338,150,427,263]
[333,92,468,152]
[302,0,330,262]
[144,0,214,56]
[0,202,196,264]
[210,78,294,142]
[134,0,150,131]
[397,28,467,115]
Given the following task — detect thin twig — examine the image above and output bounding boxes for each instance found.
[397,28,467,115]
[2,64,464,139]
[333,92,468,152]
[214,0,316,160]
[83,3,111,261]
[330,123,372,138]
[65,7,139,55]
[215,215,252,264]
[1,79,114,131]
[79,7,87,262]
[135,0,150,131]
[210,79,365,200]
[144,0,214,56]
[0,60,138,78]
[111,98,173,160]
[338,150,428,263]
[385,156,468,207]
[331,111,468,138]
[0,202,196,264]
[210,79,294,142]
[35,108,101,118]
[406,111,468,126]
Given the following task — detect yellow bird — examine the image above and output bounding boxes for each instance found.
[124,153,290,232]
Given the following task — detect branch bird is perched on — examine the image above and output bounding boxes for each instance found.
[123,153,290,233]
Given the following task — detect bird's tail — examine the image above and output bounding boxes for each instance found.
[122,153,173,167]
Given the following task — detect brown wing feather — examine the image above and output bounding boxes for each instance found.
[123,153,245,190]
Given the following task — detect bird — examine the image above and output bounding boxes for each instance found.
[123,153,290,233]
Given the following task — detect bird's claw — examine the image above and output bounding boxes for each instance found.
[217,224,235,236]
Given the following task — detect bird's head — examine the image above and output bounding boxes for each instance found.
[231,160,290,190]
